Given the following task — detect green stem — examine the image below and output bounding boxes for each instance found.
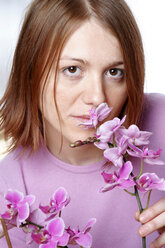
[113,134,116,147]
[124,189,135,196]
[134,185,146,248]
[145,190,152,210]
[58,246,68,248]
[134,185,143,213]
[142,236,146,248]
[135,160,144,180]
[20,220,44,230]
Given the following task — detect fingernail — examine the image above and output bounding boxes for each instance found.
[140,213,148,222]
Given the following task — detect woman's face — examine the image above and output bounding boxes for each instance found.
[42,19,127,149]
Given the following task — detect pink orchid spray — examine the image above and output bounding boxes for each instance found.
[71,102,165,248]
[0,187,96,248]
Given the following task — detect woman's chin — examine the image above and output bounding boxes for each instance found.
[67,128,96,145]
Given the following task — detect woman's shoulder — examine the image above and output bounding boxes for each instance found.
[0,148,28,192]
[140,93,165,127]
[0,147,22,169]
[143,92,165,110]
[140,93,165,151]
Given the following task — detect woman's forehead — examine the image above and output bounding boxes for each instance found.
[60,19,123,66]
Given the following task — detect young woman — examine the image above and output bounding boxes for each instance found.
[0,0,165,247]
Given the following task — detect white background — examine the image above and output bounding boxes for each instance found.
[0,0,165,98]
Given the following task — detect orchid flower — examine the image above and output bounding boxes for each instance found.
[1,189,35,224]
[31,217,69,248]
[66,218,96,248]
[127,147,165,165]
[136,173,165,192]
[39,187,70,221]
[119,124,152,147]
[103,146,126,168]
[100,161,135,192]
[94,115,126,150]
[78,103,112,129]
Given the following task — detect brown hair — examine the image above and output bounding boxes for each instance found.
[0,0,144,153]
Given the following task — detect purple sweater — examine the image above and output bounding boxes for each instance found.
[0,93,165,248]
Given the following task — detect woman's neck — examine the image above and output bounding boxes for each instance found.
[46,139,104,166]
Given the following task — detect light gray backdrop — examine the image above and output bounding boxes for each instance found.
[0,0,165,98]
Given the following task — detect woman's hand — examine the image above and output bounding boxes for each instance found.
[135,197,165,248]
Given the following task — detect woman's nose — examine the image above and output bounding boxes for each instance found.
[82,74,106,107]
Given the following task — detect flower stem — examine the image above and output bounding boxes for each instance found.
[135,160,144,180]
[145,190,152,210]
[20,220,44,230]
[0,218,13,248]
[58,246,68,248]
[134,186,143,213]
[124,189,135,196]
[134,186,146,248]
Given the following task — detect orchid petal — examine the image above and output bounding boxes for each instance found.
[57,232,69,246]
[144,158,165,165]
[84,218,97,233]
[94,141,109,150]
[53,187,67,205]
[104,148,123,167]
[17,202,29,222]
[118,180,135,188]
[23,195,35,206]
[5,190,24,204]
[100,183,117,192]
[1,211,13,220]
[101,171,116,183]
[39,204,50,214]
[76,232,92,248]
[31,232,45,244]
[119,161,133,179]
[40,241,56,248]
[47,218,65,237]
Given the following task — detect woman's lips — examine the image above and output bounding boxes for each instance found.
[71,115,90,122]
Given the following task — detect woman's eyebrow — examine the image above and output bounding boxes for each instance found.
[60,56,124,67]
[60,56,87,64]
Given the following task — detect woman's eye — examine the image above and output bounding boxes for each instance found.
[63,66,81,77]
[106,68,124,80]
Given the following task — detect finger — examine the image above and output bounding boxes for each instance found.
[139,198,165,224]
[150,232,165,248]
[135,210,140,221]
[138,212,165,237]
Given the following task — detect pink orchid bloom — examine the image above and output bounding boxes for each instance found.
[39,187,70,221]
[127,147,165,165]
[66,218,96,248]
[100,161,135,192]
[24,209,46,245]
[136,173,165,192]
[119,124,152,147]
[78,103,112,129]
[103,146,126,168]
[94,115,126,150]
[1,189,35,224]
[31,217,69,248]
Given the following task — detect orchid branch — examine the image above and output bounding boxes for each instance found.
[135,160,144,180]
[20,220,44,230]
[0,218,13,248]
[124,189,135,196]
[145,190,152,210]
